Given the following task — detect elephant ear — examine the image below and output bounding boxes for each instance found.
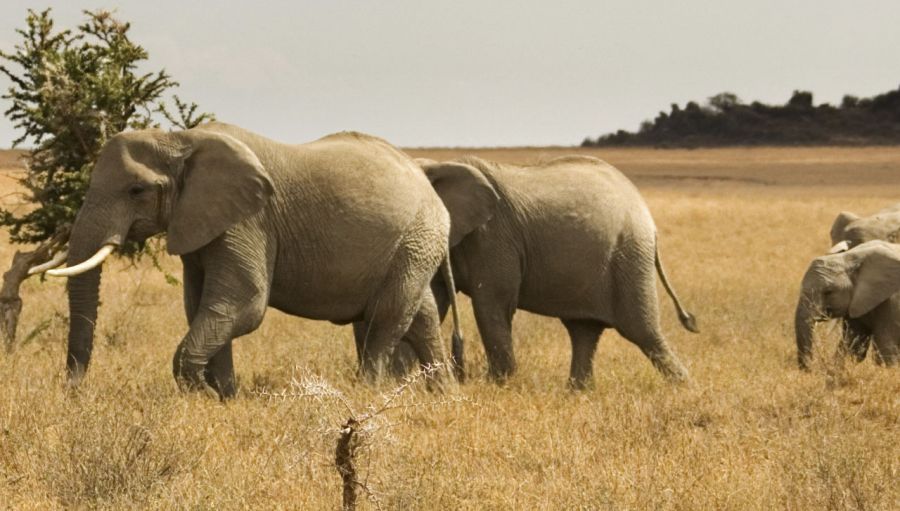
[848,242,900,317]
[421,161,499,247]
[830,211,859,248]
[166,130,274,255]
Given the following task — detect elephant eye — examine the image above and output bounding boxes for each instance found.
[128,183,147,197]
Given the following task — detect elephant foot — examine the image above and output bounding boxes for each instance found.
[389,341,420,377]
[486,358,516,384]
[421,364,458,393]
[173,346,222,400]
[567,375,595,391]
[204,368,236,400]
[487,370,514,386]
[659,363,690,385]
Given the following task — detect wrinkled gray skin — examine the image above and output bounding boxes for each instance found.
[366,156,698,389]
[795,240,900,370]
[58,122,495,398]
[827,203,900,361]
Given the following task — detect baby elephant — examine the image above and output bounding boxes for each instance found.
[417,155,698,389]
[827,203,900,360]
[795,240,900,369]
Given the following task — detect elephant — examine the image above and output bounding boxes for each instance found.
[795,240,900,369]
[367,155,699,389]
[829,202,900,253]
[30,122,497,398]
[826,203,900,361]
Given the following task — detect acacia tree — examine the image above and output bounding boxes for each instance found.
[0,9,213,349]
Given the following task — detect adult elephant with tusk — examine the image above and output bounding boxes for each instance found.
[33,122,494,398]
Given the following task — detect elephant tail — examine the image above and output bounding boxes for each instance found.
[654,238,699,333]
[440,252,466,382]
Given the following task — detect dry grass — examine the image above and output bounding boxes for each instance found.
[1,146,898,509]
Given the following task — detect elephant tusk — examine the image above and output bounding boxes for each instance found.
[27,249,69,275]
[829,240,850,254]
[46,245,116,277]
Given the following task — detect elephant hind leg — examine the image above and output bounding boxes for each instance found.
[353,321,419,377]
[403,290,456,390]
[618,324,689,383]
[562,319,606,390]
[357,229,447,382]
[611,265,689,383]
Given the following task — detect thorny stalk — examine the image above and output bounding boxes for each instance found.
[254,363,471,510]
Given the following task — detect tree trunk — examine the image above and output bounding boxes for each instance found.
[0,228,69,351]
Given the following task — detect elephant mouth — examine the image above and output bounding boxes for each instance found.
[127,219,162,243]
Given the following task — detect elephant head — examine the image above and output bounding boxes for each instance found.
[795,240,900,369]
[829,203,900,253]
[33,126,273,384]
[415,158,499,247]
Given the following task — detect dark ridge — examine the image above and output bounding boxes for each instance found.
[582,86,900,148]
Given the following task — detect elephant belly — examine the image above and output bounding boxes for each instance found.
[266,238,398,322]
[267,274,375,322]
[517,270,614,322]
[517,230,617,321]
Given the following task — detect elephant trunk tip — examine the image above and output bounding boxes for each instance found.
[679,311,700,333]
[66,358,88,389]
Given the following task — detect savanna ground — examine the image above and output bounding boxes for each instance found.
[1,145,898,510]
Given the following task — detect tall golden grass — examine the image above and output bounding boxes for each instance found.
[1,146,898,509]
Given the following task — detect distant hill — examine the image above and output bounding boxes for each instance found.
[582,86,900,147]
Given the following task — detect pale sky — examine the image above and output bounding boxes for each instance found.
[1,1,899,147]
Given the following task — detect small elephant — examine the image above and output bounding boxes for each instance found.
[795,240,900,369]
[827,203,900,360]
[32,123,495,398]
[392,155,698,389]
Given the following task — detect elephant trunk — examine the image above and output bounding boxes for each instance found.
[66,260,101,384]
[794,292,820,370]
[63,207,127,384]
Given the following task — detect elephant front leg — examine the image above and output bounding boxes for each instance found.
[838,318,871,362]
[562,319,606,390]
[871,326,900,366]
[173,307,237,398]
[205,341,236,397]
[471,295,517,382]
[174,298,265,400]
